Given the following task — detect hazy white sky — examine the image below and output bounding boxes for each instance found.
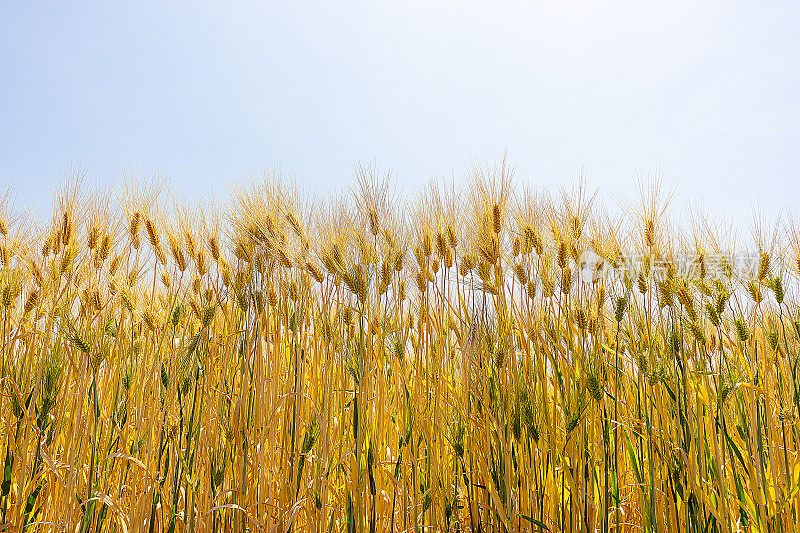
[1,1,799,218]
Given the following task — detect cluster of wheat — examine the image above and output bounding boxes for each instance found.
[1,163,800,532]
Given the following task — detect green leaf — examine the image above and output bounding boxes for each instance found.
[520,514,551,531]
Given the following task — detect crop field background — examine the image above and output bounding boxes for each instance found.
[1,164,800,532]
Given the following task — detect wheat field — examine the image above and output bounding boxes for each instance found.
[1,163,799,532]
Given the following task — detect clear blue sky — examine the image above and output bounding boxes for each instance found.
[1,1,799,217]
